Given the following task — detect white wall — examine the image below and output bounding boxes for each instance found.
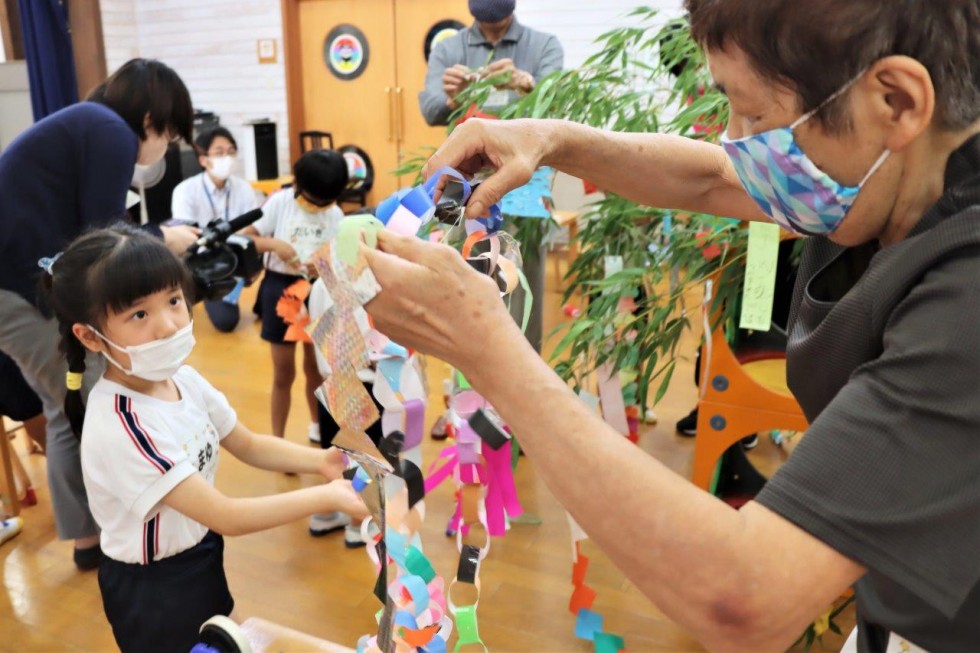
[0,62,33,151]
[100,0,685,177]
[101,0,139,74]
[102,0,290,176]
[515,0,684,68]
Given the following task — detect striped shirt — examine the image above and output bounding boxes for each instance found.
[81,366,236,564]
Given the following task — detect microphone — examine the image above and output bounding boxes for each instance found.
[191,208,264,251]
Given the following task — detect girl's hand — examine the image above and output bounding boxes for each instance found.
[273,240,302,270]
[318,447,347,481]
[323,480,370,521]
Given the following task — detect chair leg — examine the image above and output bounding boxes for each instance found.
[0,421,20,517]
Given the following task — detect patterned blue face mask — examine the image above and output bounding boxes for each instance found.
[721,74,890,236]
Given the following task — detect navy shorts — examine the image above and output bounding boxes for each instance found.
[257,270,306,344]
[318,381,384,448]
[98,531,234,653]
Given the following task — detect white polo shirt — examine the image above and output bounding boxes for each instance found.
[252,190,344,274]
[80,366,237,564]
[171,172,261,229]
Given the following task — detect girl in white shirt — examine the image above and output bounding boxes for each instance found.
[40,225,366,653]
[241,149,350,445]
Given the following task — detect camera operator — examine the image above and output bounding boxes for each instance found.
[172,127,261,332]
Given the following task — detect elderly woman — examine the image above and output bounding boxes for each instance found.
[363,1,979,651]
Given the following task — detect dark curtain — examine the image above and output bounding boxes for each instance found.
[17,0,78,121]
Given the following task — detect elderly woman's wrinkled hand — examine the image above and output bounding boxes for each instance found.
[361,230,517,375]
[423,118,555,219]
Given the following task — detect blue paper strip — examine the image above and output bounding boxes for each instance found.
[575,608,604,641]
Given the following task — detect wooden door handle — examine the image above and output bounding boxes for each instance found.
[395,86,405,144]
[385,86,394,142]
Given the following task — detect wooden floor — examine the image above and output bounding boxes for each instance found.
[0,254,852,652]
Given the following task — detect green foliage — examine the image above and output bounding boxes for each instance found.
[478,8,746,409]
[396,7,750,410]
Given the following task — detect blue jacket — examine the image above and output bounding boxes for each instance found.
[0,102,148,307]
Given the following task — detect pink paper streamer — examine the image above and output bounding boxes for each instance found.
[483,440,524,536]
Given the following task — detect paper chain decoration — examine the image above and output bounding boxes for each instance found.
[308,169,530,653]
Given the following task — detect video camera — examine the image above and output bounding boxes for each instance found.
[183,209,264,302]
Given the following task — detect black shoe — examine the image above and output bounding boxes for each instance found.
[741,434,759,450]
[675,408,698,437]
[73,544,103,571]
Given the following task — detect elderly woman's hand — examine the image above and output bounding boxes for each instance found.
[423,118,558,219]
[361,230,519,375]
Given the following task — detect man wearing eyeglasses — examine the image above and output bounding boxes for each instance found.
[172,127,261,332]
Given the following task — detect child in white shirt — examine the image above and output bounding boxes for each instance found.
[40,225,366,653]
[242,149,349,444]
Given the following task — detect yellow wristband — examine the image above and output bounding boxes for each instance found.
[66,372,83,391]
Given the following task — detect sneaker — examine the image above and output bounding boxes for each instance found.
[675,408,698,437]
[308,423,321,444]
[73,543,103,571]
[741,434,759,450]
[0,517,23,546]
[309,512,349,537]
[344,523,366,548]
[430,414,448,441]
[643,408,659,424]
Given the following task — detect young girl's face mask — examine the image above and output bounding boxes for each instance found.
[90,322,196,382]
[294,189,331,214]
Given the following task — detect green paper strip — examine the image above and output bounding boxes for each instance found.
[594,631,625,653]
[456,370,472,390]
[336,215,385,265]
[738,221,780,331]
[454,605,483,651]
[405,546,437,584]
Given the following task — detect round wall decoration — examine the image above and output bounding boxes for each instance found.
[324,24,369,80]
[424,19,466,61]
[338,144,374,191]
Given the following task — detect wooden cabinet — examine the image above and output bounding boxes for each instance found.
[285,0,469,203]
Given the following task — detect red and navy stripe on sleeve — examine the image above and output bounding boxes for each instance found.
[142,514,160,565]
[114,394,174,474]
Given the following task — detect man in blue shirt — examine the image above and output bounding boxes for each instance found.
[0,59,198,570]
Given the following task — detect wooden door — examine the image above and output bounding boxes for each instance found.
[297,0,399,201]
[392,1,470,168]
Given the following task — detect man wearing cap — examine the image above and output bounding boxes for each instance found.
[419,0,564,126]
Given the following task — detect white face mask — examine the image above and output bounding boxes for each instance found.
[208,155,235,181]
[132,159,166,188]
[90,321,196,382]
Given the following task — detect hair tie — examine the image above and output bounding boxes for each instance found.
[38,253,63,276]
[66,372,83,391]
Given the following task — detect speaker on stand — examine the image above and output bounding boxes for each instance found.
[242,120,279,181]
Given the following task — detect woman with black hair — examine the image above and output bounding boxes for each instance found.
[0,58,200,570]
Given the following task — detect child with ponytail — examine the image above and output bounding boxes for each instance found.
[40,224,367,653]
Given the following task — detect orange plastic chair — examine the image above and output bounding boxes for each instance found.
[691,282,808,492]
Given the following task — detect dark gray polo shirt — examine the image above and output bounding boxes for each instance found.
[755,135,980,651]
[419,19,563,126]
